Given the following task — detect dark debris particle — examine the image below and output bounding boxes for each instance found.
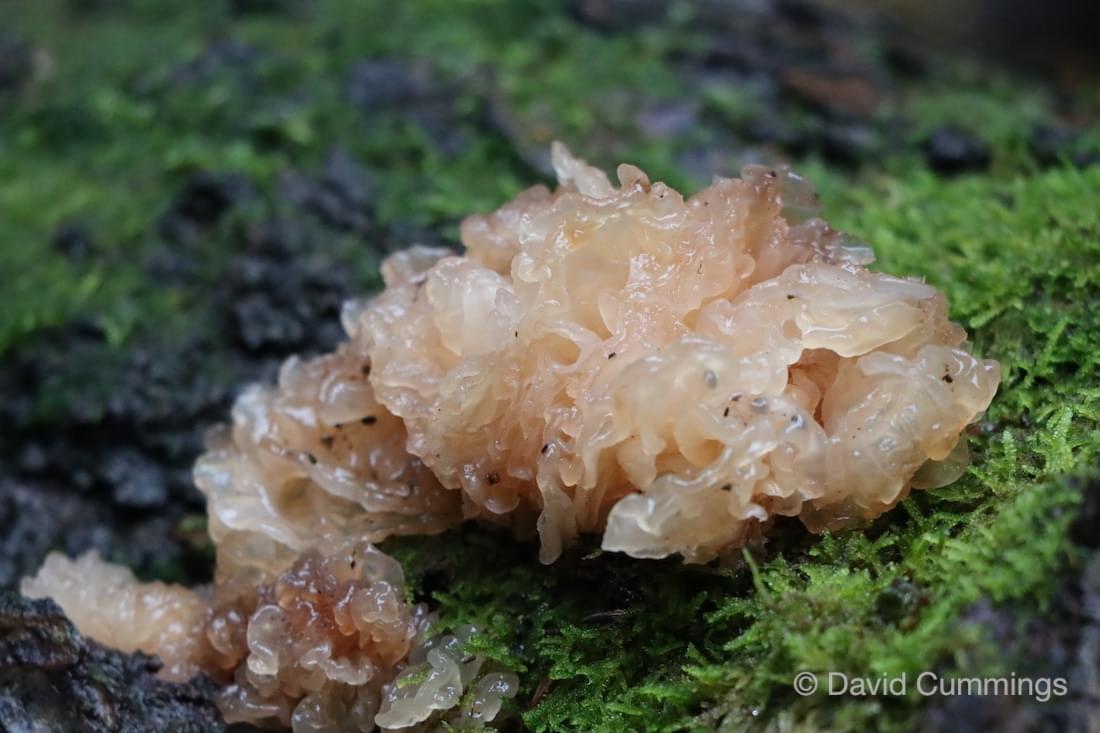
[923,125,991,175]
[361,415,377,426]
[486,472,501,485]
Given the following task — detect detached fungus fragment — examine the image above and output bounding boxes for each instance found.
[22,143,997,730]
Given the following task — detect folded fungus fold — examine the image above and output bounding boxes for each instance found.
[361,142,999,561]
[22,143,998,730]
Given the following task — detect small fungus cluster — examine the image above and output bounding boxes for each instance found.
[23,144,998,730]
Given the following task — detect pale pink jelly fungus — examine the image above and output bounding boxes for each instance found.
[22,143,998,731]
[361,143,1000,561]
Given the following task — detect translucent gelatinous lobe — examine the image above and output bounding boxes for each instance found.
[180,142,997,569]
[20,551,212,681]
[21,143,996,731]
[22,544,518,732]
[193,342,462,586]
[361,143,1000,562]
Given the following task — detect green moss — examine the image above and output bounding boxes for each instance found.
[2,2,1099,731]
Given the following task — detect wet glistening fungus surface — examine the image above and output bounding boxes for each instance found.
[22,144,998,732]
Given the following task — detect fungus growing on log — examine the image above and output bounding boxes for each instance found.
[22,545,518,732]
[185,143,1000,565]
[23,143,998,730]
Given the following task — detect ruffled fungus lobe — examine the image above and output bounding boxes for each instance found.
[22,142,997,731]
[20,551,212,681]
[194,343,461,586]
[358,143,1000,561]
[22,543,517,732]
[187,144,998,564]
[188,143,996,568]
